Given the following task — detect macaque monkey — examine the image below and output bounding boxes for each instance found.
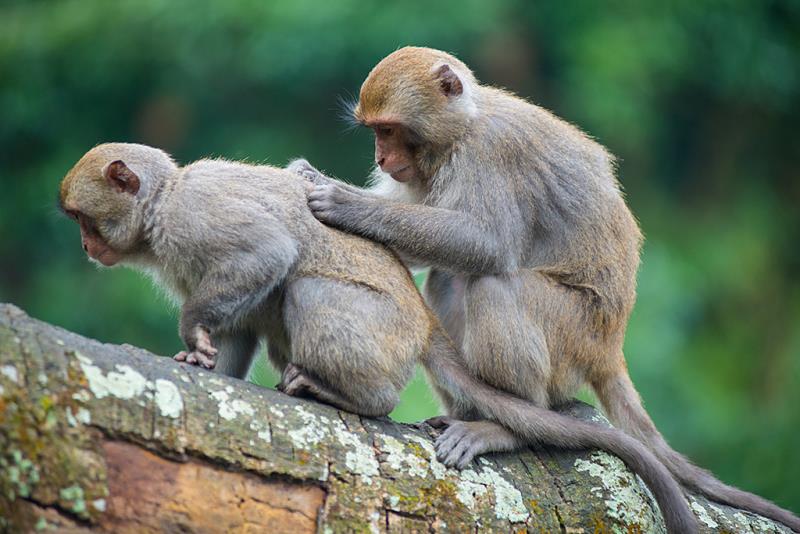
[296,46,800,532]
[62,143,694,533]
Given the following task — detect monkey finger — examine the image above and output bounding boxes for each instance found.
[442,439,471,468]
[456,449,477,470]
[435,427,468,457]
[195,339,218,357]
[187,350,216,369]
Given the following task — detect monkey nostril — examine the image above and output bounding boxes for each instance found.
[377,158,385,168]
[83,243,88,252]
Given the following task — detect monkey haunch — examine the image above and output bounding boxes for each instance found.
[62,143,694,533]
[300,47,800,533]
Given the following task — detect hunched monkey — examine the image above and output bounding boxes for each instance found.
[60,142,694,533]
[297,46,800,532]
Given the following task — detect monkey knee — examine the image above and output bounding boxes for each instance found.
[356,388,400,418]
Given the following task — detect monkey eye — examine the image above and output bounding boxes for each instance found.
[376,126,393,136]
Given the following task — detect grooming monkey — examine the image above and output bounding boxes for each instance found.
[295,46,800,532]
[61,143,694,532]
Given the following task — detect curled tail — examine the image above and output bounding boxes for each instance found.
[594,371,800,532]
[423,327,697,534]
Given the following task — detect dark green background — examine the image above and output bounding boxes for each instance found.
[1,0,798,512]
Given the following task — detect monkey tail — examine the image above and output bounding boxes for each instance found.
[593,371,800,532]
[423,327,698,534]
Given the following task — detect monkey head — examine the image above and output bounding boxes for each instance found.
[58,143,175,266]
[353,47,478,182]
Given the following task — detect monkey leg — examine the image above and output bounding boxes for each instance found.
[281,278,412,418]
[463,274,552,406]
[424,269,467,348]
[211,332,259,379]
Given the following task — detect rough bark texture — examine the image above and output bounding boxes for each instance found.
[0,303,790,533]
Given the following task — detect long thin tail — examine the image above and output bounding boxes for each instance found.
[423,328,697,534]
[594,371,800,532]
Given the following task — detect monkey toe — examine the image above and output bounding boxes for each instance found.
[279,363,302,388]
[184,350,216,369]
[173,351,188,362]
[281,373,315,397]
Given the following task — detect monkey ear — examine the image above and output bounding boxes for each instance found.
[103,160,140,195]
[435,64,463,97]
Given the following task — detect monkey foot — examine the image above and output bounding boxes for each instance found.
[433,420,492,469]
[173,350,217,369]
[277,363,320,397]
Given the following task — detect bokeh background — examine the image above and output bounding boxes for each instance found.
[1,0,798,512]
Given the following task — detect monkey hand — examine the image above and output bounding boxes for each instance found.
[286,158,331,186]
[174,325,218,369]
[429,418,503,469]
[307,183,361,227]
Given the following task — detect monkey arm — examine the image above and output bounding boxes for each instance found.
[308,183,516,274]
[178,230,300,357]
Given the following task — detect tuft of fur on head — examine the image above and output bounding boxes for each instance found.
[354,47,479,146]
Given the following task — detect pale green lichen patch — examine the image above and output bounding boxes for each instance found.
[690,497,719,529]
[287,405,331,449]
[456,464,529,523]
[378,434,429,478]
[407,435,446,480]
[77,353,183,418]
[209,387,255,420]
[77,355,149,400]
[154,378,183,418]
[332,421,380,484]
[59,484,87,515]
[2,448,40,499]
[66,406,92,427]
[574,451,662,532]
[1,364,19,383]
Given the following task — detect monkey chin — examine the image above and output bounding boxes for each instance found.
[88,248,122,267]
[389,166,414,183]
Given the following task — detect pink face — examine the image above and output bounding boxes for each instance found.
[372,124,417,182]
[65,210,122,266]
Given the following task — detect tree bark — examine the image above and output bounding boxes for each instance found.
[0,303,789,533]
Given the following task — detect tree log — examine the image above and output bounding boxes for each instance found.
[0,303,789,533]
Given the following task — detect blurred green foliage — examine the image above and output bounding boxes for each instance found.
[1,0,798,511]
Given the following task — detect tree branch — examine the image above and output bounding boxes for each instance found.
[0,303,788,533]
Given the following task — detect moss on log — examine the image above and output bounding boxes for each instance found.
[0,303,790,533]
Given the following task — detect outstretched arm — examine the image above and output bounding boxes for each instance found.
[306,182,516,275]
